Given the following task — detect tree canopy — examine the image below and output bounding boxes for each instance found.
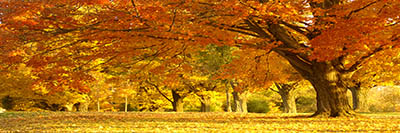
[1,0,399,117]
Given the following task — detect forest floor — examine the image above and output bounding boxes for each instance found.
[0,112,400,132]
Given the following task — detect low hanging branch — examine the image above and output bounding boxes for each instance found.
[145,80,173,103]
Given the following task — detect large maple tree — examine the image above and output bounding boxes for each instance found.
[1,0,399,117]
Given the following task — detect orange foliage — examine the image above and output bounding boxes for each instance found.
[0,0,399,95]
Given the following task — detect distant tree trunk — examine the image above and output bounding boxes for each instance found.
[274,83,297,113]
[125,95,128,112]
[97,100,100,112]
[77,102,89,112]
[77,97,90,112]
[200,96,212,112]
[281,92,297,113]
[348,83,369,112]
[232,91,248,113]
[225,84,232,112]
[64,103,75,112]
[96,88,100,112]
[172,90,184,112]
[348,82,360,110]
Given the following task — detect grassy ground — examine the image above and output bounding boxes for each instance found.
[1,112,400,132]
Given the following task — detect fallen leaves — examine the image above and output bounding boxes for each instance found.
[0,112,400,132]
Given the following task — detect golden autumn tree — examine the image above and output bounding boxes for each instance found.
[181,0,400,117]
[1,0,400,117]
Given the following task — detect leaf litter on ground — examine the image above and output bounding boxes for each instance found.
[0,112,399,132]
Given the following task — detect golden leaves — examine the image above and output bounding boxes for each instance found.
[1,112,400,132]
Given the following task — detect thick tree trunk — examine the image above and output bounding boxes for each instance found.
[304,63,355,117]
[232,91,248,113]
[172,90,184,112]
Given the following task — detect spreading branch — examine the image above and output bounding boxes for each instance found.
[346,0,379,19]
[146,80,173,103]
[245,19,273,39]
[344,46,384,73]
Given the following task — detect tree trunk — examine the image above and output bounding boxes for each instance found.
[226,83,232,112]
[64,103,75,112]
[97,100,100,112]
[232,91,248,113]
[77,96,90,112]
[349,85,368,112]
[275,83,297,113]
[200,96,212,112]
[78,101,90,112]
[125,95,128,112]
[304,63,355,117]
[281,91,297,113]
[172,90,184,112]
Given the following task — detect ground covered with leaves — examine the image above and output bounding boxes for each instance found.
[0,112,400,132]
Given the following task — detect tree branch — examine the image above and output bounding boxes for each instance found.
[85,54,118,72]
[130,0,140,18]
[168,8,177,32]
[39,39,88,55]
[207,23,261,37]
[273,49,313,75]
[279,20,310,36]
[344,46,384,73]
[245,18,273,38]
[146,80,173,103]
[346,0,378,19]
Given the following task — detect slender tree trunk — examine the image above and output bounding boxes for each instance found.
[304,63,355,117]
[226,83,232,112]
[349,86,369,112]
[97,100,100,112]
[232,91,248,113]
[96,87,100,112]
[349,87,359,110]
[172,90,184,112]
[125,95,128,112]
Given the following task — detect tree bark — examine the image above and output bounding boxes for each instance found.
[97,100,100,112]
[349,85,369,112]
[226,83,232,112]
[232,91,248,113]
[275,83,297,113]
[304,62,355,117]
[281,91,297,113]
[200,96,212,112]
[125,95,128,112]
[77,96,90,112]
[172,90,184,112]
[77,101,90,112]
[64,103,75,112]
